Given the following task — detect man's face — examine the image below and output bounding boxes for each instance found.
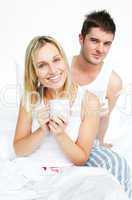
[79,27,114,65]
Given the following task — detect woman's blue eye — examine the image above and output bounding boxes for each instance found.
[54,58,61,62]
[38,65,43,68]
[38,63,47,68]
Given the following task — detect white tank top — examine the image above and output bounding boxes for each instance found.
[80,62,113,103]
[69,55,113,103]
[29,86,85,167]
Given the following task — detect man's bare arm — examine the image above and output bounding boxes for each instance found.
[98,70,122,147]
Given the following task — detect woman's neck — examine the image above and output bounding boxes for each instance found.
[45,88,63,100]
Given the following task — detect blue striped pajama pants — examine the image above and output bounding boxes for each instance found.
[85,145,132,199]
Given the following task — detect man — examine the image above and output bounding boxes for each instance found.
[71,10,122,147]
[71,10,132,199]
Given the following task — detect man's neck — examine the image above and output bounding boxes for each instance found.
[74,55,102,74]
[71,55,104,86]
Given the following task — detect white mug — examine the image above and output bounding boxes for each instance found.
[49,99,70,122]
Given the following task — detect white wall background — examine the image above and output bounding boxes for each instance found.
[0,0,132,162]
[0,0,132,81]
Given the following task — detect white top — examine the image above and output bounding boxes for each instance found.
[30,86,85,167]
[80,61,113,103]
[69,55,113,103]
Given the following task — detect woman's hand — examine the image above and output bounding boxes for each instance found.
[48,115,67,136]
[36,104,50,131]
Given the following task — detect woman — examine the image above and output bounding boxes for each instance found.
[5,36,128,200]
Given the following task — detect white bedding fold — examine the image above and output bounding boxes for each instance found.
[0,158,129,200]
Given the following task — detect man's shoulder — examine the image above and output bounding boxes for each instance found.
[110,70,122,86]
[107,70,122,95]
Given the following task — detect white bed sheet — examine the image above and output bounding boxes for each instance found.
[0,159,129,200]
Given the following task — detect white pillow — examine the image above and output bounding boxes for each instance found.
[0,56,19,160]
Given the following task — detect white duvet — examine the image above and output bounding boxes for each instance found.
[0,158,129,200]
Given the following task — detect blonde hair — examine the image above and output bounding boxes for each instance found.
[23,36,77,111]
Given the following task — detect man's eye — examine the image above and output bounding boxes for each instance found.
[90,38,97,43]
[104,42,111,47]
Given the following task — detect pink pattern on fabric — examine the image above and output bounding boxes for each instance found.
[42,166,61,174]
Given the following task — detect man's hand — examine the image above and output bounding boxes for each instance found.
[100,98,109,117]
[99,141,113,148]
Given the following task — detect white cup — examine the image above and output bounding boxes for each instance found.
[49,99,70,122]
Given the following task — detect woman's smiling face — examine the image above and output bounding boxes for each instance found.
[34,43,67,91]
